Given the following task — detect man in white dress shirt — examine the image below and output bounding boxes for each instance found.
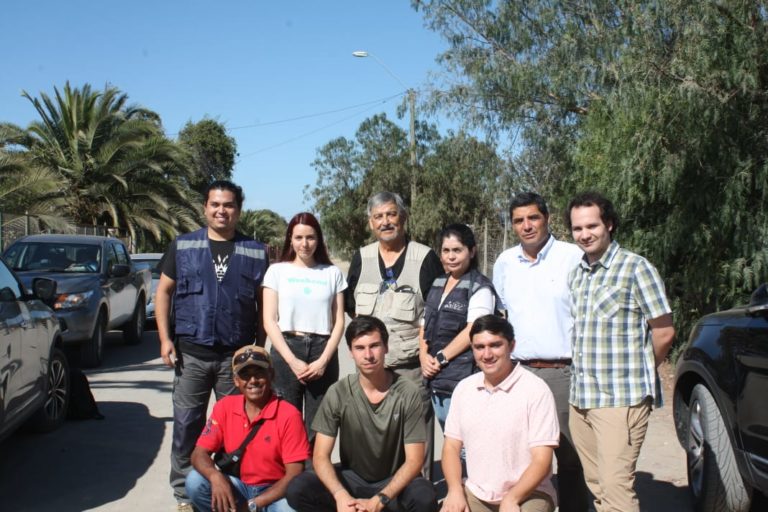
[492,192,589,512]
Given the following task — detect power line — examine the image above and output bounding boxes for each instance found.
[237,100,392,160]
[229,92,404,130]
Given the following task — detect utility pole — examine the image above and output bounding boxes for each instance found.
[408,88,417,207]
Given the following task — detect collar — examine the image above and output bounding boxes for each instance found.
[232,393,279,423]
[473,361,521,393]
[580,240,620,271]
[514,234,554,264]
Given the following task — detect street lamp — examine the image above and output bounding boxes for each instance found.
[353,50,417,206]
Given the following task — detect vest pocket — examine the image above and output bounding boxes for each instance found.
[176,274,203,296]
[238,272,256,300]
[389,290,418,322]
[354,282,379,315]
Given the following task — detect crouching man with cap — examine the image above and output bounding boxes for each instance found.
[186,346,310,512]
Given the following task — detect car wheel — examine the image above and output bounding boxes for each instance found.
[28,348,70,432]
[81,311,105,368]
[687,383,752,512]
[123,295,146,345]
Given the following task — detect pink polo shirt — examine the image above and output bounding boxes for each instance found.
[444,364,559,504]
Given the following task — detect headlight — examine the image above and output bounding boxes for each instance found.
[54,290,94,310]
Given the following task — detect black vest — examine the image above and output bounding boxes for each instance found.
[422,268,496,394]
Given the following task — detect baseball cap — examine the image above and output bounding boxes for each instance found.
[232,345,272,374]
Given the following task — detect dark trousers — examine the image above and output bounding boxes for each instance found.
[270,333,339,438]
[526,365,590,512]
[286,467,438,512]
[170,351,237,502]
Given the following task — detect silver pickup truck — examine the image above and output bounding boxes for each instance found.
[3,234,152,367]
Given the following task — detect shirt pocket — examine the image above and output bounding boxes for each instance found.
[593,285,622,318]
[354,282,379,316]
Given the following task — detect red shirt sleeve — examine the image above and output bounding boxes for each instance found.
[196,400,225,452]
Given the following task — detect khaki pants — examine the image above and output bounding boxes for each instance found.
[465,487,554,512]
[569,399,652,512]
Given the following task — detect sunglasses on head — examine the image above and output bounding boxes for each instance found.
[234,349,269,367]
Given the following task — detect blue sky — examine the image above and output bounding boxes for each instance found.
[1,1,454,220]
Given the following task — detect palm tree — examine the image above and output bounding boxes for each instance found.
[0,124,73,233]
[11,82,201,242]
[238,209,287,251]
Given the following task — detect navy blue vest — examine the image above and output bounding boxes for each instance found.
[423,268,496,394]
[173,228,267,348]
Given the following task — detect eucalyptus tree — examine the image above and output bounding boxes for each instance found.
[11,82,200,242]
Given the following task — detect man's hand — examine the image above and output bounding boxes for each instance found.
[159,338,176,368]
[333,489,357,512]
[352,496,384,512]
[209,471,238,512]
[499,500,521,512]
[440,489,469,512]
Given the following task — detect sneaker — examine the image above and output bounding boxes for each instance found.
[177,503,194,512]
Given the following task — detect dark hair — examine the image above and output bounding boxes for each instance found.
[565,191,619,239]
[345,315,389,348]
[509,192,549,218]
[205,180,244,210]
[279,212,332,264]
[469,314,514,343]
[439,223,478,270]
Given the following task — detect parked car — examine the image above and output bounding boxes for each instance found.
[0,257,68,442]
[130,253,163,322]
[3,235,152,367]
[674,284,768,512]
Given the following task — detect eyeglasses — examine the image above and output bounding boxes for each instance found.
[233,349,270,367]
[379,267,397,294]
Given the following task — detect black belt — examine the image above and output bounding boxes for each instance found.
[519,358,572,369]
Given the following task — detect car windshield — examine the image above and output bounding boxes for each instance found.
[4,242,101,273]
[132,258,161,279]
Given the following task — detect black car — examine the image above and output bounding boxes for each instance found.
[0,257,69,442]
[674,284,768,512]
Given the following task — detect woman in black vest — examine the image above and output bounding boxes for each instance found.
[419,223,498,429]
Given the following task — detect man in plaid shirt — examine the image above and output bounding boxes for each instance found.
[565,192,675,512]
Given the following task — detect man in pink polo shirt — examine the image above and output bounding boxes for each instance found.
[441,315,559,512]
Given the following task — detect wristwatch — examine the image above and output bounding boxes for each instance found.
[248,498,260,512]
[376,492,391,506]
[435,350,449,368]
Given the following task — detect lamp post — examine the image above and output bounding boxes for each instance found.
[353,50,417,206]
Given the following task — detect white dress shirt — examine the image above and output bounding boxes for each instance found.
[493,235,582,360]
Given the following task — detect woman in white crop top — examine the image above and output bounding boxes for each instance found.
[262,212,347,437]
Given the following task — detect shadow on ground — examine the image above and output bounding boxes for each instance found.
[0,401,166,512]
[636,471,691,511]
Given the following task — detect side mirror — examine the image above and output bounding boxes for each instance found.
[32,277,57,302]
[110,263,131,278]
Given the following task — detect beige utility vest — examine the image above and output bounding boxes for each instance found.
[354,241,431,367]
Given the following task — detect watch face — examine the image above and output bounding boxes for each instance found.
[377,492,391,505]
[437,352,448,366]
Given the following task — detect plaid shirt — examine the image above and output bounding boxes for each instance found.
[568,241,671,409]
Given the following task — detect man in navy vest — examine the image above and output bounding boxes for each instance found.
[156,180,269,511]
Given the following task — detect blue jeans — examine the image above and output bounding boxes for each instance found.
[186,469,295,512]
[431,392,452,431]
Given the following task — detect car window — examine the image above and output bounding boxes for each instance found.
[113,243,129,265]
[3,242,101,273]
[105,244,119,272]
[0,261,23,300]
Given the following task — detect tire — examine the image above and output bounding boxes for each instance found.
[81,311,105,368]
[123,295,146,345]
[28,348,70,432]
[686,383,752,512]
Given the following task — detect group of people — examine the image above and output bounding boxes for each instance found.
[155,180,675,512]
